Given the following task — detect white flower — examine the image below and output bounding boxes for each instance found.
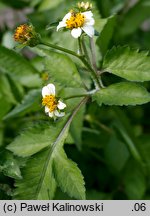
[42,83,66,118]
[57,10,95,38]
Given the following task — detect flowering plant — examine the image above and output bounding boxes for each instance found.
[0,0,150,201]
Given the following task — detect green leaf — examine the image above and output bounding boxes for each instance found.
[96,15,116,56]
[0,45,41,87]
[43,50,82,87]
[93,82,150,106]
[103,46,150,82]
[123,159,146,199]
[118,0,150,36]
[53,148,85,200]
[112,108,143,164]
[0,151,22,180]
[104,135,129,172]
[137,135,150,173]
[70,105,85,150]
[7,97,86,157]
[0,74,16,120]
[14,149,57,200]
[10,98,87,199]
[38,0,64,11]
[6,119,67,157]
[3,90,41,120]
[0,74,17,104]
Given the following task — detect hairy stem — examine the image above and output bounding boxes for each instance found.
[89,37,105,88]
[81,36,91,64]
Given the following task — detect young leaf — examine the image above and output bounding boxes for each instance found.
[92,82,150,106]
[43,50,82,87]
[53,147,85,200]
[0,45,41,87]
[96,15,116,56]
[14,149,57,200]
[3,89,41,120]
[103,46,150,82]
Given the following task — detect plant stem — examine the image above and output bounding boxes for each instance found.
[90,37,97,72]
[78,37,83,55]
[81,36,91,64]
[64,89,98,100]
[80,56,101,89]
[39,40,80,58]
[90,37,105,88]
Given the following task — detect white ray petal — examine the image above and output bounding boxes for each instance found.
[47,83,55,95]
[71,27,82,38]
[45,106,49,113]
[82,11,93,19]
[82,25,94,37]
[42,86,51,97]
[62,12,72,22]
[54,110,65,117]
[57,21,66,31]
[85,17,95,26]
[57,100,66,110]
[49,112,54,118]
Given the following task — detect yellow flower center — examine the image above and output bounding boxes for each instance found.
[14,24,33,44]
[66,12,85,29]
[42,95,58,112]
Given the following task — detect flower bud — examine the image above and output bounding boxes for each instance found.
[14,24,41,47]
[77,2,92,11]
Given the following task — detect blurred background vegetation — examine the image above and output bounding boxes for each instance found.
[0,0,150,200]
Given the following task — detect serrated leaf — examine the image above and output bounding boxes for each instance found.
[96,15,116,56]
[10,98,87,200]
[0,151,22,180]
[14,149,57,200]
[0,74,17,104]
[0,45,41,87]
[103,46,150,82]
[43,50,82,87]
[53,148,85,200]
[6,118,67,157]
[93,82,150,106]
[7,97,87,157]
[3,89,41,120]
[0,74,16,120]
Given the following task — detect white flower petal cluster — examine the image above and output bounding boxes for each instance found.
[57,11,95,38]
[42,84,66,118]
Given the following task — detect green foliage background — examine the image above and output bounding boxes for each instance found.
[0,0,150,200]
